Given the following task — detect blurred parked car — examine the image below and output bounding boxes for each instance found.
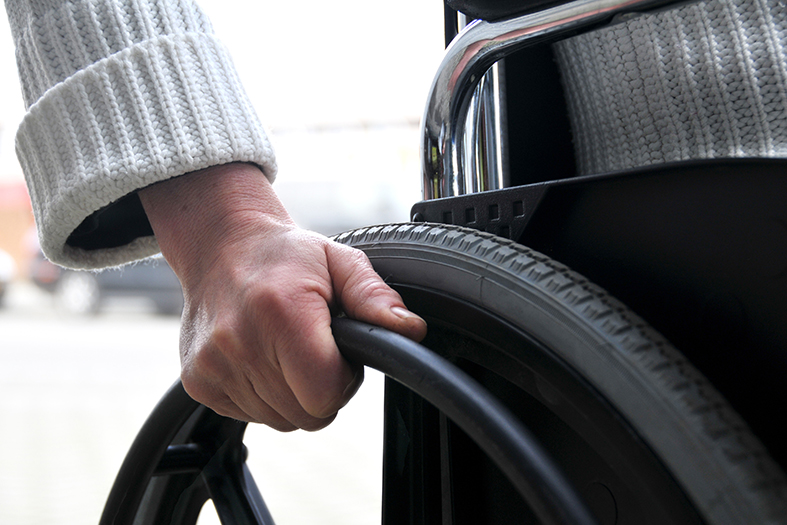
[29,250,183,316]
[0,249,16,307]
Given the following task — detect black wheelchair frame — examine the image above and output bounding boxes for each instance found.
[100,0,787,523]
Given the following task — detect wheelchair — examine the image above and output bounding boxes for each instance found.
[100,0,787,523]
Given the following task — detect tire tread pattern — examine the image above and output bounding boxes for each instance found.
[335,222,787,524]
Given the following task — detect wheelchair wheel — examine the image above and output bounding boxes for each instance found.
[334,223,787,525]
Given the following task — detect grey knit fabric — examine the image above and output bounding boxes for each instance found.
[554,0,787,175]
[5,0,277,268]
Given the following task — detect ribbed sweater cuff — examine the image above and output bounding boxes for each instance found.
[11,0,276,269]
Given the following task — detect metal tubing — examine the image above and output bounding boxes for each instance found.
[421,0,673,200]
[463,62,507,193]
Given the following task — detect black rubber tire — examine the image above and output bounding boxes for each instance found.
[334,223,787,525]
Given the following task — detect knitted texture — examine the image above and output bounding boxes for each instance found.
[554,0,787,175]
[6,0,277,268]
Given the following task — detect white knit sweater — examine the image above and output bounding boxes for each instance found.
[554,0,787,176]
[6,0,276,269]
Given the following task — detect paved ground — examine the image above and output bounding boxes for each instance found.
[0,282,384,524]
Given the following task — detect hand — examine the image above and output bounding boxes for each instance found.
[139,163,427,430]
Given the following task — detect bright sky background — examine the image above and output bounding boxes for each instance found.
[0,0,446,182]
[198,0,446,130]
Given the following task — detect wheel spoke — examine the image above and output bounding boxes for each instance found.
[201,442,276,525]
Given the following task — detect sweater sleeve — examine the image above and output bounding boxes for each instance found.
[5,0,277,269]
[553,0,787,176]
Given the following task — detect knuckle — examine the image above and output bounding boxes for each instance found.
[180,375,226,413]
[250,283,294,313]
[246,281,330,334]
[207,398,241,419]
[189,340,231,381]
[196,318,262,372]
[342,243,371,263]
[344,277,399,314]
[339,246,376,275]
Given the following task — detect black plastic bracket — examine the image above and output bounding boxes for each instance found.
[410,183,547,241]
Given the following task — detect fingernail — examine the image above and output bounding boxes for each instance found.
[391,306,417,319]
[391,306,428,342]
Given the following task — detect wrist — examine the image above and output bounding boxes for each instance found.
[139,163,293,285]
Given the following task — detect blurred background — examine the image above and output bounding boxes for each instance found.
[0,1,445,523]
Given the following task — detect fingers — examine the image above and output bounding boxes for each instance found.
[270,240,425,420]
[327,243,428,343]
[179,306,342,430]
[182,356,340,431]
[271,290,365,419]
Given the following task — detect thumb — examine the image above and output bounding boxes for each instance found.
[328,243,427,342]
